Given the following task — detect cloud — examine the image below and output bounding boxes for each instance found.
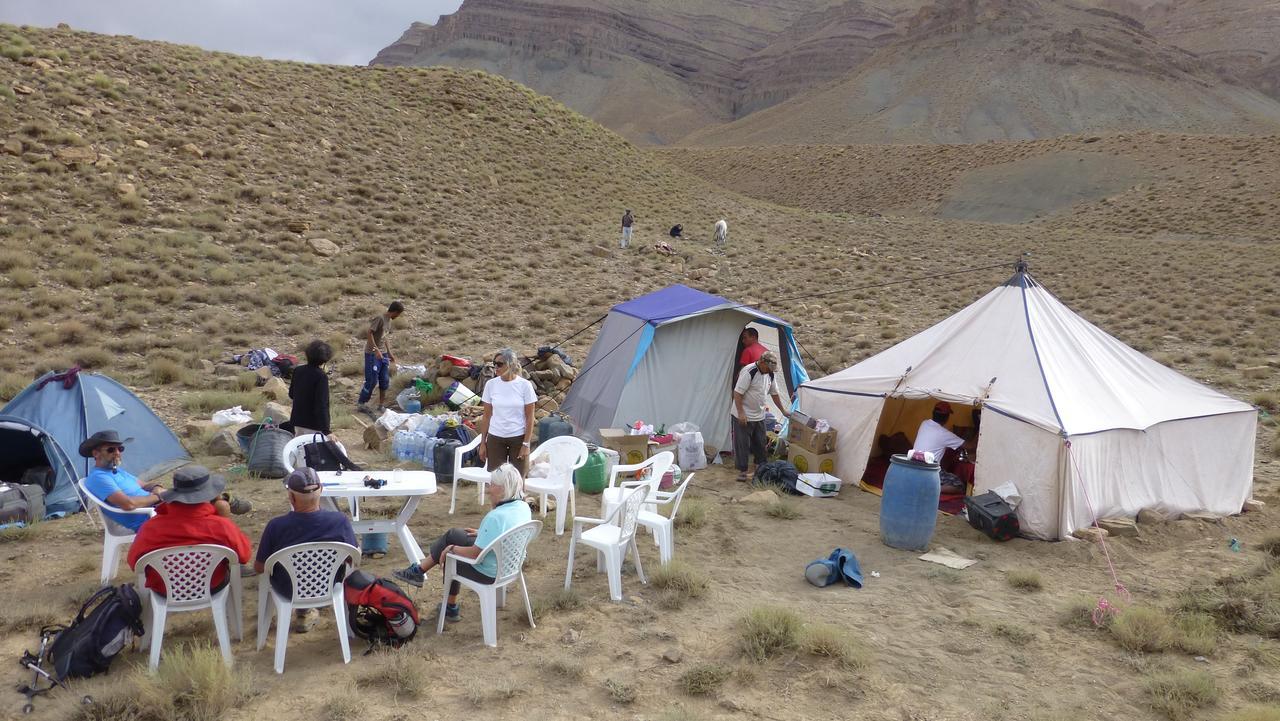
[0,0,463,65]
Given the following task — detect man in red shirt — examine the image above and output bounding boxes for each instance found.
[738,327,767,368]
[128,466,252,596]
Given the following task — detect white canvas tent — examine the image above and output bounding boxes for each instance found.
[563,285,809,450]
[797,268,1255,539]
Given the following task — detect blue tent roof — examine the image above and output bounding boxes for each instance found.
[612,284,785,326]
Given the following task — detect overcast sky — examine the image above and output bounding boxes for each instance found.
[0,0,464,65]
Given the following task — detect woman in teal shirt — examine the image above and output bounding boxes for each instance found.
[394,464,532,621]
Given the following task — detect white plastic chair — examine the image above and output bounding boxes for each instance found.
[437,520,542,647]
[281,433,351,475]
[601,451,673,525]
[78,478,156,584]
[524,436,589,535]
[628,473,694,565]
[565,485,648,601]
[448,434,487,514]
[133,544,244,671]
[256,542,359,674]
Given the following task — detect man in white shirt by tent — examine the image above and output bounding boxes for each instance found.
[732,351,789,482]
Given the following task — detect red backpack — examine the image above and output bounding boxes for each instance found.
[343,570,419,648]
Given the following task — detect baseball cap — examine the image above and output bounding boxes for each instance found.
[934,401,953,414]
[285,467,321,493]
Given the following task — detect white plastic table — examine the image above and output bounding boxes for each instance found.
[317,470,436,564]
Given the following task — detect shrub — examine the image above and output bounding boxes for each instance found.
[1173,612,1219,656]
[679,664,731,695]
[356,651,429,700]
[532,588,583,617]
[1111,606,1174,652]
[1262,535,1280,558]
[993,622,1035,645]
[651,560,709,609]
[149,357,188,385]
[56,319,90,344]
[1006,569,1044,592]
[180,391,263,413]
[1144,670,1219,720]
[75,643,253,721]
[604,678,637,705]
[738,606,801,662]
[674,497,708,528]
[764,499,800,520]
[801,624,871,669]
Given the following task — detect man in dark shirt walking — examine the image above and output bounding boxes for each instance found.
[357,301,404,412]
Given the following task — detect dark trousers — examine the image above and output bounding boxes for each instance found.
[485,433,527,477]
[429,528,495,596]
[358,353,390,404]
[732,418,768,472]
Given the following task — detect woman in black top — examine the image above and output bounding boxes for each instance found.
[288,340,333,439]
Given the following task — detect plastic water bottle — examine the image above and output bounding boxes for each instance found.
[421,437,437,471]
[393,431,409,461]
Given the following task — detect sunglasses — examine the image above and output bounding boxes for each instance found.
[104,445,126,453]
[494,360,507,367]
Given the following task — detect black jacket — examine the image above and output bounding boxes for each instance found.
[288,364,330,434]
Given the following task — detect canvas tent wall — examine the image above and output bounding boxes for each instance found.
[563,285,809,450]
[796,269,1255,540]
[0,371,190,517]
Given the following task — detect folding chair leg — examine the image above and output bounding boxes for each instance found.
[449,478,459,514]
[437,568,453,635]
[101,541,120,585]
[554,492,567,536]
[256,584,273,651]
[478,588,498,648]
[563,534,577,591]
[273,598,291,674]
[333,593,351,665]
[211,594,234,668]
[538,493,548,518]
[519,573,536,630]
[147,598,167,672]
[631,539,647,585]
[606,548,623,601]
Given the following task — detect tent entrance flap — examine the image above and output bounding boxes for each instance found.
[0,425,53,485]
[860,396,977,488]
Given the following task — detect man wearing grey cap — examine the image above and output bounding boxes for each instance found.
[128,466,252,597]
[254,468,357,633]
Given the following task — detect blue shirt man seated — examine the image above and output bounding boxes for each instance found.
[79,430,163,531]
[255,468,357,633]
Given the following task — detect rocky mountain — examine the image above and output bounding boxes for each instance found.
[373,0,1280,144]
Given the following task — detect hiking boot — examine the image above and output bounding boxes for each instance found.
[239,563,257,578]
[445,603,461,623]
[291,608,319,634]
[393,565,424,588]
[736,472,749,482]
[356,403,373,414]
[222,493,252,515]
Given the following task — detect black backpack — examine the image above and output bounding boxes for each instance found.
[754,460,802,495]
[301,437,363,473]
[343,570,419,649]
[48,585,144,681]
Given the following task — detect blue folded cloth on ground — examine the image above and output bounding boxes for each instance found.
[804,548,863,588]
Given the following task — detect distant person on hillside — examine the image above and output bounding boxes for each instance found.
[289,340,333,439]
[357,301,404,413]
[621,210,634,249]
[669,224,683,238]
[714,219,728,247]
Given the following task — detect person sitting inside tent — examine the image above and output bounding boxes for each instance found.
[81,430,165,532]
[127,466,252,596]
[915,402,976,492]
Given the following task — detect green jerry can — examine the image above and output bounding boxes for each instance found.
[575,448,608,494]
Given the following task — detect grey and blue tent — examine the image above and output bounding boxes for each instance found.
[562,285,808,450]
[0,370,190,517]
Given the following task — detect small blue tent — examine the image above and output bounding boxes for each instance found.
[0,371,190,517]
[562,285,809,450]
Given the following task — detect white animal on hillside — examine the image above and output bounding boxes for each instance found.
[714,219,728,245]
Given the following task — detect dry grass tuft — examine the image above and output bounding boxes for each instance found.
[738,606,801,662]
[1222,708,1280,721]
[675,498,709,528]
[1111,606,1174,652]
[1262,535,1280,558]
[74,643,253,721]
[604,678,637,704]
[679,663,732,695]
[1006,569,1044,592]
[801,624,872,669]
[650,560,708,610]
[356,650,430,700]
[180,391,264,413]
[764,499,801,520]
[531,588,583,617]
[1144,669,1219,720]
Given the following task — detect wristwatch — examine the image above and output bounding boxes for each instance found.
[521,442,531,447]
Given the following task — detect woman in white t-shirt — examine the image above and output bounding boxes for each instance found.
[478,347,538,476]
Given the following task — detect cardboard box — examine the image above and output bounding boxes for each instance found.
[599,428,649,465]
[787,424,836,453]
[795,472,843,498]
[788,446,837,475]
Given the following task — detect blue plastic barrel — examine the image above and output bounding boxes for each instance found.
[880,453,942,551]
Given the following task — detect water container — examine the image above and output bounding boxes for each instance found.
[575,449,608,494]
[421,437,439,471]
[434,438,461,482]
[393,430,411,462]
[537,413,574,444]
[405,398,422,414]
[880,454,942,551]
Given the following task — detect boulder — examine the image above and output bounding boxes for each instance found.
[1072,527,1109,543]
[133,139,149,148]
[286,220,310,233]
[54,145,98,166]
[115,182,136,197]
[740,490,778,505]
[308,238,340,257]
[255,366,274,383]
[259,377,289,402]
[1180,511,1222,524]
[214,363,241,377]
[181,420,219,439]
[263,401,292,425]
[589,245,610,258]
[13,85,34,95]
[661,648,683,664]
[2,138,21,156]
[363,421,388,450]
[1136,508,1168,525]
[180,143,204,159]
[1096,517,1139,538]
[198,359,216,374]
[1241,365,1269,380]
[207,429,241,457]
[1242,499,1266,513]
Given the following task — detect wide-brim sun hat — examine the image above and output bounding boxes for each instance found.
[78,429,134,458]
[161,465,227,505]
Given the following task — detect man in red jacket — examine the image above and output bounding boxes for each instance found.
[128,466,252,596]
